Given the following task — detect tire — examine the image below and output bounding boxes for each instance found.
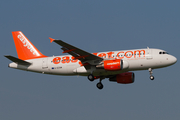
[150,76,154,80]
[96,82,103,89]
[88,74,94,81]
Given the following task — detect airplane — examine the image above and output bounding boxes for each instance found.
[5,31,177,89]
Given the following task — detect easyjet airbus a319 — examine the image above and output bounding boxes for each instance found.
[5,31,177,89]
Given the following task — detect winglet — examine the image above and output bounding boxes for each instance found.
[49,37,55,43]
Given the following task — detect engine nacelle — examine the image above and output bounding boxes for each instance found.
[109,72,135,84]
[96,59,129,71]
[104,59,122,71]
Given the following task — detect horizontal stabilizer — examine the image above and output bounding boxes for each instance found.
[4,55,32,65]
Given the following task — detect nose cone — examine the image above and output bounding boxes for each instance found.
[170,55,177,65]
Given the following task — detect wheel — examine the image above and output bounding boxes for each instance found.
[150,76,154,80]
[88,74,94,81]
[96,82,103,89]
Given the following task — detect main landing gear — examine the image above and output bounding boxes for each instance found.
[87,74,105,90]
[88,74,94,81]
[149,68,154,80]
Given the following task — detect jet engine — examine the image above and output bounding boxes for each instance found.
[109,72,135,84]
[96,59,129,71]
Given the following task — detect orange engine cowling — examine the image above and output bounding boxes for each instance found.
[104,59,122,71]
[109,72,135,84]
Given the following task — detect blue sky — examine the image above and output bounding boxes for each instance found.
[1,0,180,120]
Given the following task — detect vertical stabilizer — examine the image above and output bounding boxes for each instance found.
[12,31,46,60]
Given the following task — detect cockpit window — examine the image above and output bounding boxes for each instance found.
[159,51,169,54]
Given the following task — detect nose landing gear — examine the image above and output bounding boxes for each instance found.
[96,82,103,89]
[96,77,105,90]
[149,68,154,80]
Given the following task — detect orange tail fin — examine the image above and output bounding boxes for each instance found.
[12,31,47,60]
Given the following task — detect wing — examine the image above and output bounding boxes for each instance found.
[50,38,103,65]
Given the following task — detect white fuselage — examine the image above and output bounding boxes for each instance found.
[9,48,177,76]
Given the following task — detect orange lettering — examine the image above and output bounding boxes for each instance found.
[53,57,61,64]
[107,52,114,58]
[98,53,106,58]
[93,53,98,56]
[134,50,145,58]
[125,51,133,58]
[117,52,124,59]
[62,56,70,63]
[79,61,83,66]
[71,56,78,63]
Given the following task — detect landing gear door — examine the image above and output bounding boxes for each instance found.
[146,48,153,59]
